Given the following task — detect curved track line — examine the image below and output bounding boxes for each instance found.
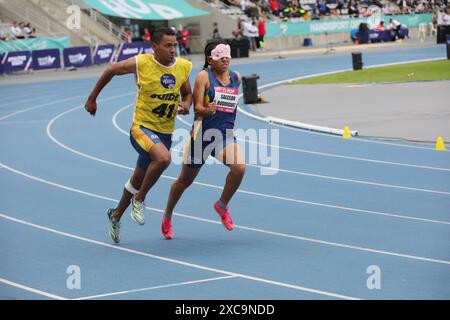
[1,163,449,266]
[46,106,450,225]
[0,212,360,300]
[176,114,450,171]
[109,105,450,195]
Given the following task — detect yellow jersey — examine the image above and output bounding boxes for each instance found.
[133,54,192,133]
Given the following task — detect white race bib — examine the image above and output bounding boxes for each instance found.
[211,87,239,113]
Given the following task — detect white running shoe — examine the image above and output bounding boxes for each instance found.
[130,195,145,225]
[107,208,121,244]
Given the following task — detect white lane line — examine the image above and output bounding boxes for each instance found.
[111,104,133,135]
[0,278,68,300]
[0,93,69,109]
[73,275,238,300]
[0,83,89,104]
[0,95,87,121]
[0,213,360,300]
[243,166,450,195]
[111,105,450,196]
[0,91,134,122]
[1,162,450,265]
[47,107,450,225]
[0,120,50,125]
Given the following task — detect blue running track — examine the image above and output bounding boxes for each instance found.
[1,45,449,300]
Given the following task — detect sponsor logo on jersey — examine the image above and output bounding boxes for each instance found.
[160,74,176,89]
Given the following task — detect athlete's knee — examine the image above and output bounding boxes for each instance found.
[154,153,171,169]
[231,163,246,177]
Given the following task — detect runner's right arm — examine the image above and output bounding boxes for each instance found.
[84,57,136,117]
[193,70,216,117]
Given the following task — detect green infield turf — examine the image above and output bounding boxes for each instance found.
[290,60,450,84]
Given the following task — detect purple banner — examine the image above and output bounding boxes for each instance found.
[142,41,153,54]
[117,43,141,62]
[32,49,61,70]
[93,44,115,65]
[117,41,153,62]
[0,53,3,74]
[63,46,92,68]
[1,51,32,73]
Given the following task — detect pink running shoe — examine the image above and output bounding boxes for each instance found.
[214,201,234,231]
[161,217,173,239]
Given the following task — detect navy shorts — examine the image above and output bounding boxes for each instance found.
[130,125,172,170]
[186,129,236,168]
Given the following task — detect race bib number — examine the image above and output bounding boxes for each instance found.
[211,87,238,113]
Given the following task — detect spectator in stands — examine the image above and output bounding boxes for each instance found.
[242,18,258,51]
[270,0,281,17]
[317,0,328,16]
[336,0,346,13]
[357,22,369,44]
[0,20,8,41]
[348,1,359,17]
[10,22,24,39]
[260,0,271,17]
[248,0,261,19]
[232,17,243,39]
[389,18,402,39]
[283,4,306,18]
[397,0,406,13]
[0,29,7,41]
[142,28,151,42]
[178,25,191,56]
[224,0,240,6]
[257,17,266,49]
[376,20,386,31]
[241,0,252,13]
[17,22,27,39]
[443,7,450,25]
[23,23,36,38]
[311,9,321,20]
[212,22,221,39]
[124,28,133,43]
[415,1,426,13]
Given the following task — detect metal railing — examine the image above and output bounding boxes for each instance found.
[86,9,128,43]
[202,0,247,20]
[35,0,126,43]
[31,0,100,45]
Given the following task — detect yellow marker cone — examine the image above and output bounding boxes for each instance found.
[435,136,447,151]
[342,126,352,139]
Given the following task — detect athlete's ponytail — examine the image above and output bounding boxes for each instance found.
[203,40,228,69]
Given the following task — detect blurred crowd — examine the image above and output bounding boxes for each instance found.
[212,0,449,21]
[0,21,36,41]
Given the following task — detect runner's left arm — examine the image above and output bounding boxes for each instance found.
[178,78,193,115]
